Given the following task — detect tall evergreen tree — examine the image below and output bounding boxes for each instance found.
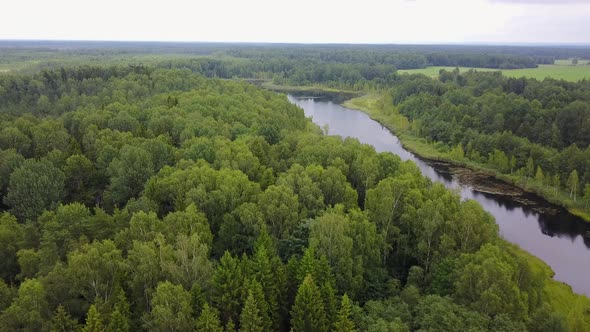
[108,290,130,332]
[195,303,224,332]
[83,304,104,332]
[333,294,356,332]
[212,251,244,325]
[320,281,337,327]
[50,305,80,332]
[290,274,328,332]
[239,290,264,332]
[250,233,282,330]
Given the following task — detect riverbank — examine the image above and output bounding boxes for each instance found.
[338,93,590,328]
[261,81,360,95]
[342,94,590,223]
[288,92,590,329]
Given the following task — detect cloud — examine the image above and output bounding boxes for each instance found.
[491,0,590,4]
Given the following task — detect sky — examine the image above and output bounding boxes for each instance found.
[1,0,589,44]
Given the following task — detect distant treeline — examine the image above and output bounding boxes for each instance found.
[2,41,590,81]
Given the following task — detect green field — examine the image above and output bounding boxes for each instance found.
[399,63,590,82]
[398,66,496,77]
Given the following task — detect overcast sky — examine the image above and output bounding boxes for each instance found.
[1,0,589,44]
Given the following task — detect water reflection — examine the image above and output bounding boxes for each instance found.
[288,95,590,296]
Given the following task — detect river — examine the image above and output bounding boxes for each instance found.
[288,94,590,297]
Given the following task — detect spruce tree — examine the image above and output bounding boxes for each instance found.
[83,304,104,332]
[50,305,80,332]
[108,290,130,332]
[190,283,206,317]
[195,303,224,332]
[290,274,328,332]
[248,280,272,331]
[320,282,336,327]
[239,290,264,332]
[333,294,356,332]
[225,318,236,332]
[212,251,243,324]
[251,234,282,330]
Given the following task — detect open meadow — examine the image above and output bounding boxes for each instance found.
[399,60,590,81]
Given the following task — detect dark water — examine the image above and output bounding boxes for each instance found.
[288,95,590,297]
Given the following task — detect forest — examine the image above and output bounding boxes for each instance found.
[3,41,587,88]
[384,69,590,217]
[2,40,590,331]
[0,62,582,332]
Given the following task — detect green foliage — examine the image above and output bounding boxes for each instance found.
[0,63,585,332]
[453,244,533,321]
[0,213,25,281]
[50,305,81,332]
[5,159,65,220]
[67,240,123,304]
[334,294,357,332]
[239,287,267,332]
[414,295,490,332]
[195,303,224,332]
[144,281,193,332]
[0,279,49,331]
[290,274,329,332]
[0,279,15,312]
[259,184,300,239]
[212,251,244,325]
[108,289,130,332]
[106,145,154,207]
[83,304,104,332]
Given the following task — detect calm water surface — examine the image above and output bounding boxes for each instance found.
[289,95,590,296]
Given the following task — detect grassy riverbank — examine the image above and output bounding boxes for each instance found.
[343,93,590,328]
[261,81,359,95]
[508,243,590,330]
[343,94,590,223]
[275,84,590,329]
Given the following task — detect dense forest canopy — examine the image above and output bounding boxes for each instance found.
[0,63,580,331]
[386,69,590,210]
[2,41,589,88]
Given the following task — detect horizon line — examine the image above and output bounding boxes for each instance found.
[1,39,590,47]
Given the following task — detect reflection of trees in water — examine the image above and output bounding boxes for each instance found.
[537,212,590,248]
[418,151,590,249]
[476,189,590,248]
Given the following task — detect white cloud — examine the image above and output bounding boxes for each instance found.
[0,0,588,43]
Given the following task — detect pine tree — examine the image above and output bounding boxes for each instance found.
[225,318,236,332]
[83,304,104,332]
[212,251,243,325]
[50,305,80,332]
[248,280,272,331]
[251,237,281,330]
[195,303,224,332]
[297,247,316,283]
[190,283,206,317]
[109,310,128,332]
[239,290,264,332]
[333,294,356,332]
[320,282,336,327]
[290,274,328,332]
[108,290,130,332]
